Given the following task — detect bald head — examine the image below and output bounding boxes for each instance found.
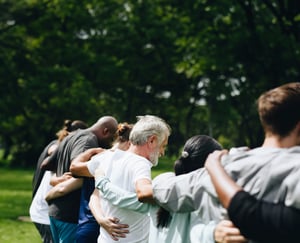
[90,116,118,148]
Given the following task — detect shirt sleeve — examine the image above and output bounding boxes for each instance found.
[87,151,109,176]
[152,168,212,213]
[86,158,99,176]
[228,190,300,242]
[70,134,98,161]
[131,158,152,183]
[190,220,216,243]
[95,176,151,214]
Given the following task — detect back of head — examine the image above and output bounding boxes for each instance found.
[129,115,171,146]
[112,122,133,150]
[174,135,222,175]
[115,122,133,143]
[91,116,119,149]
[56,119,88,141]
[70,120,88,131]
[258,82,300,137]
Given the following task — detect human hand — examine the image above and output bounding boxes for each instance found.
[81,147,106,161]
[214,220,248,243]
[61,172,73,181]
[205,149,228,172]
[99,217,129,241]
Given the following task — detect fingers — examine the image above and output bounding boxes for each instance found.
[89,147,105,155]
[212,149,229,159]
[220,235,248,243]
[215,220,248,243]
[218,220,235,227]
[110,230,130,241]
[110,233,119,241]
[107,217,129,241]
[205,149,229,169]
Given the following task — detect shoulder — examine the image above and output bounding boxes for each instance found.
[153,172,175,185]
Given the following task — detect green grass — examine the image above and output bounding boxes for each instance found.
[0,168,41,243]
[0,157,174,243]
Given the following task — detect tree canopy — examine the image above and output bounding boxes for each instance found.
[0,0,299,167]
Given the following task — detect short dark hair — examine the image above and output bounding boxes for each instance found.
[258,82,300,137]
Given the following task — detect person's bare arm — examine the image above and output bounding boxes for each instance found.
[135,178,154,203]
[45,177,83,201]
[89,189,129,241]
[49,172,73,186]
[205,150,242,208]
[70,147,105,177]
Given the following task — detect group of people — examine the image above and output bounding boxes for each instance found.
[29,82,300,243]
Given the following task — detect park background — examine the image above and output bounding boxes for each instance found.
[0,0,299,242]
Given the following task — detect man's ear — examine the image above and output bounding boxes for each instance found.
[148,135,157,148]
[103,127,109,136]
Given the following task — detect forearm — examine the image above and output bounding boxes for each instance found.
[45,177,83,201]
[89,189,105,225]
[89,187,130,240]
[228,191,299,242]
[135,179,154,204]
[95,176,150,213]
[70,148,104,177]
[50,173,71,186]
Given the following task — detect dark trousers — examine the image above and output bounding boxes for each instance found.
[34,222,53,243]
[76,221,99,243]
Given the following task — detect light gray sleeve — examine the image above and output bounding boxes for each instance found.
[152,169,216,213]
[95,176,151,214]
[190,220,216,243]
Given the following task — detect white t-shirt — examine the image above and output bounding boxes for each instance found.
[87,149,153,243]
[29,171,53,225]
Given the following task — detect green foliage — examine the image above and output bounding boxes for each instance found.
[0,0,299,167]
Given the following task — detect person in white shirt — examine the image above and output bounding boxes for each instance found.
[70,115,171,243]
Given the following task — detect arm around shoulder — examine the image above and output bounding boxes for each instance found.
[135,178,154,203]
[70,148,104,177]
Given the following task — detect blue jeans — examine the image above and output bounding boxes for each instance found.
[49,217,77,243]
[76,221,99,243]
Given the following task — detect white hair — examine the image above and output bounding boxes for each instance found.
[129,115,171,145]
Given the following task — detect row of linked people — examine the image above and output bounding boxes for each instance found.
[30,82,300,243]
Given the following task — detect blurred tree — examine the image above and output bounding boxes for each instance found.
[0,0,299,167]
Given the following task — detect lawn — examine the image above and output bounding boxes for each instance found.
[0,168,41,243]
[0,158,174,242]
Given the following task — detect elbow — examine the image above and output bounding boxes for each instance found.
[57,185,67,195]
[70,163,80,177]
[136,190,152,203]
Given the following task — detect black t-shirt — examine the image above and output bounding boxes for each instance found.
[32,139,57,198]
[48,130,99,223]
[228,190,300,243]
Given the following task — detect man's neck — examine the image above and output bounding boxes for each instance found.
[127,145,149,160]
[262,134,298,148]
